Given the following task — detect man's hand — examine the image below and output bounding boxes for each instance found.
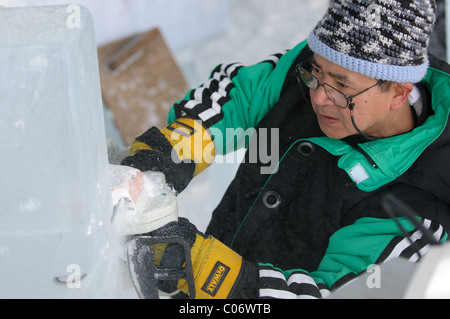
[127,218,253,299]
[121,118,215,193]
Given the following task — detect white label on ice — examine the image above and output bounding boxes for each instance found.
[349,163,370,184]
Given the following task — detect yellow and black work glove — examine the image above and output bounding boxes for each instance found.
[121,118,215,193]
[127,218,258,299]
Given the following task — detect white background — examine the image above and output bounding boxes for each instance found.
[0,0,231,50]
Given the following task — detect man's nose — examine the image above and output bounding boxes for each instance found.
[310,84,331,106]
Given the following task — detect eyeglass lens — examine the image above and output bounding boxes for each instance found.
[298,66,348,109]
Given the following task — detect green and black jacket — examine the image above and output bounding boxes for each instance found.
[168,40,450,298]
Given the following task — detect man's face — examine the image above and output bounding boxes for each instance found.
[309,54,394,140]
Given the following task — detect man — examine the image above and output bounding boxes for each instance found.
[122,0,450,299]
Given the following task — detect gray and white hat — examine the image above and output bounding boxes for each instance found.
[308,0,437,83]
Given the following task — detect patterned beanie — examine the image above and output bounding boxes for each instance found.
[308,0,437,83]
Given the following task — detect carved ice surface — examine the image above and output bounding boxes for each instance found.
[0,5,112,298]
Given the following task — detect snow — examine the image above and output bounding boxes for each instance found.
[0,0,231,50]
[109,165,178,236]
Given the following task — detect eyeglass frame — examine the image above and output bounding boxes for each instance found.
[296,64,383,110]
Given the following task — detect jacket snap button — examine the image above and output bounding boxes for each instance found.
[263,191,281,209]
[298,142,315,156]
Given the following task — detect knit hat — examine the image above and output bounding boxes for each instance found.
[307,0,437,83]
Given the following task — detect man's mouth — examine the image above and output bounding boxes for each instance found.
[318,113,339,125]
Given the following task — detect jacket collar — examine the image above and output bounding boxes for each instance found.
[303,66,450,192]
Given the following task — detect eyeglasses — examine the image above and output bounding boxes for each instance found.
[296,65,382,110]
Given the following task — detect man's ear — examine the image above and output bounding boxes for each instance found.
[391,82,414,110]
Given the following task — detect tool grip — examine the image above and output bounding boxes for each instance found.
[127,235,196,299]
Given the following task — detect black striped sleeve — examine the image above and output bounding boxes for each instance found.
[173,62,243,127]
[255,219,447,300]
[172,50,289,128]
[259,50,288,68]
[376,218,447,264]
[258,265,331,299]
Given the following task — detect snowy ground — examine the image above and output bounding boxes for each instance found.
[162,0,329,232]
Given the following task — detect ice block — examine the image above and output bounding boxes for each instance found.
[0,5,112,298]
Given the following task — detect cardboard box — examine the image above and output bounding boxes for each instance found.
[98,28,188,146]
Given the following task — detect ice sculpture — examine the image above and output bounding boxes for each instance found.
[0,5,112,298]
